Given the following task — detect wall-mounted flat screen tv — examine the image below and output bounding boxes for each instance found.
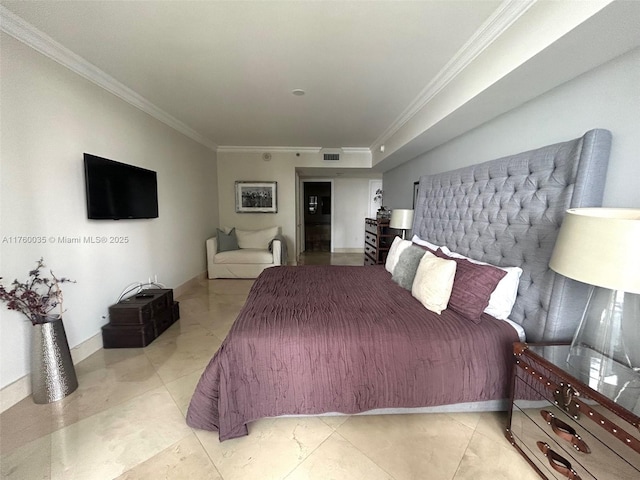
[84,153,159,220]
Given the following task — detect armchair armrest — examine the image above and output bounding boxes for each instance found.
[268,234,287,265]
[206,237,218,277]
[272,239,282,265]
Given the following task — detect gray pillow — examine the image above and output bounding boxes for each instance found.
[217,228,239,253]
[392,245,426,290]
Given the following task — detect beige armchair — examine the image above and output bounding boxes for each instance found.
[206,226,284,279]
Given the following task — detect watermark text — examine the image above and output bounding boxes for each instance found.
[2,235,130,245]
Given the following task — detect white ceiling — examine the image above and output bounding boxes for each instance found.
[3,1,639,174]
[1,0,501,149]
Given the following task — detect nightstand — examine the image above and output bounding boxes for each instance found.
[506,342,640,479]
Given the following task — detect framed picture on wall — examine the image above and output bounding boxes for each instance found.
[235,181,278,213]
[413,181,420,209]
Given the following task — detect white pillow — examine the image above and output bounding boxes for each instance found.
[440,246,522,320]
[236,226,279,249]
[385,237,412,273]
[411,234,440,251]
[411,252,457,314]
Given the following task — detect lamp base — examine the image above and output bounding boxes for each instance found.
[565,345,640,414]
[566,288,640,406]
[568,288,639,368]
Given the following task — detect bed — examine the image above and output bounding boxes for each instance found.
[187,129,612,441]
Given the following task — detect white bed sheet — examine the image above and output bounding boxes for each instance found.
[503,318,526,342]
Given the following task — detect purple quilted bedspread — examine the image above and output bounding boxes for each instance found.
[186,265,518,441]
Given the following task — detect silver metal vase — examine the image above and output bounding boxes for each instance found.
[31,315,79,404]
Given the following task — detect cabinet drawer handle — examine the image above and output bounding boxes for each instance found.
[536,441,582,480]
[540,410,591,454]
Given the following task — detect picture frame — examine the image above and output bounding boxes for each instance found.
[235,181,277,213]
[413,181,420,209]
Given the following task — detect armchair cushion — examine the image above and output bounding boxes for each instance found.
[213,249,275,265]
[217,227,239,253]
[236,226,279,249]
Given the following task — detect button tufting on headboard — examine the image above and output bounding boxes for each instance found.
[413,129,612,342]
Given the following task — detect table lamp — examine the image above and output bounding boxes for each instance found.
[549,208,640,378]
[390,209,414,240]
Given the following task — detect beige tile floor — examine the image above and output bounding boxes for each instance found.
[1,253,540,479]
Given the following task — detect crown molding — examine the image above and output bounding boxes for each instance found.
[216,146,372,156]
[217,146,322,154]
[370,0,537,152]
[0,6,218,151]
[340,147,371,155]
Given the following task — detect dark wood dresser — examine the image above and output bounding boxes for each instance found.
[506,342,640,479]
[364,218,396,265]
[102,289,179,348]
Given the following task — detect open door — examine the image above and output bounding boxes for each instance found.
[303,181,332,252]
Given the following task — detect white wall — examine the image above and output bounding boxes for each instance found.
[333,178,371,251]
[216,152,297,257]
[383,48,640,209]
[0,34,218,390]
[368,179,383,218]
[216,150,375,257]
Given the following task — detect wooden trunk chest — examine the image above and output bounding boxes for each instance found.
[364,218,396,265]
[506,342,640,479]
[101,289,179,348]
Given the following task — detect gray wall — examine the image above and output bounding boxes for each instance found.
[384,47,640,210]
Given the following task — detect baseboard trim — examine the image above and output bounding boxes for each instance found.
[0,331,103,413]
[0,375,30,413]
[70,332,104,365]
[174,271,206,298]
[0,271,205,413]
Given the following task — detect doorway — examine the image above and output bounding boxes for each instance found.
[303,182,332,252]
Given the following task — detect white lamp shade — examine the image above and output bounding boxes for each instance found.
[390,209,414,230]
[549,208,640,294]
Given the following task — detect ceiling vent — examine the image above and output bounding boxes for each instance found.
[321,148,341,161]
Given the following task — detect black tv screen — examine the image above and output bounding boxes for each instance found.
[84,153,159,220]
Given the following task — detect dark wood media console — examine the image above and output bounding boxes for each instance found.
[101,288,180,348]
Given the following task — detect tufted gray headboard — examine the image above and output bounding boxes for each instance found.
[413,129,611,342]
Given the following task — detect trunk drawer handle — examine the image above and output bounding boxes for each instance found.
[540,410,591,454]
[537,441,582,480]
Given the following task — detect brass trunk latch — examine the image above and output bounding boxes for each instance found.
[554,382,580,420]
